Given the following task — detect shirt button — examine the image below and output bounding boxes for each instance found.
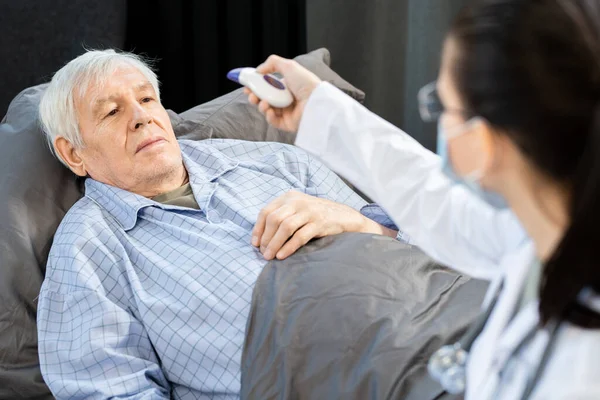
[207,210,222,224]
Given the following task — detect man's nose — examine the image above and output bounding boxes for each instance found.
[129,104,153,131]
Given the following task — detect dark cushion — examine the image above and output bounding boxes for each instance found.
[0,85,74,400]
[0,48,364,399]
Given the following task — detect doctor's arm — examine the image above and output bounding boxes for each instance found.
[293,82,526,280]
[246,55,526,279]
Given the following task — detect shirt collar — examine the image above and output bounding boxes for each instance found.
[84,140,239,231]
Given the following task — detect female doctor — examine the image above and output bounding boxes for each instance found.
[246,0,600,398]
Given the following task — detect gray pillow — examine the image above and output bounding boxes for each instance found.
[0,48,364,399]
[178,48,365,143]
[0,84,71,400]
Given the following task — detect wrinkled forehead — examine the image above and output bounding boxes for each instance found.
[75,63,151,108]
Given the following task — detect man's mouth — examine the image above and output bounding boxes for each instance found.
[136,137,166,153]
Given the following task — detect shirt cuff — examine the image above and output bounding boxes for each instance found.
[395,230,412,245]
[360,204,411,244]
[360,204,398,230]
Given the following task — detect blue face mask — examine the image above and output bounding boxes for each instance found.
[437,120,509,210]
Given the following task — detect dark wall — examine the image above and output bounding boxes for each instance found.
[306,0,470,150]
[0,0,306,116]
[0,0,127,116]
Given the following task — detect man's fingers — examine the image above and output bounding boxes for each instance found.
[259,205,295,253]
[276,223,320,260]
[252,197,285,246]
[263,213,310,260]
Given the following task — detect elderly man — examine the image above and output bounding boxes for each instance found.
[36,50,401,399]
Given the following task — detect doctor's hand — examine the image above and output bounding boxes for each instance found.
[252,191,397,260]
[244,55,322,132]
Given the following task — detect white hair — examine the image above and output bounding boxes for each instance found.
[38,49,160,165]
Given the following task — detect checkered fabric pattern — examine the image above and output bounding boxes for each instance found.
[37,139,398,400]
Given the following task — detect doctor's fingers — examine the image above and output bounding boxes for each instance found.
[262,213,311,260]
[256,54,292,76]
[258,100,271,114]
[244,89,260,105]
[259,102,287,130]
[252,96,288,131]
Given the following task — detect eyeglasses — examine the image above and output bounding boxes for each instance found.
[418,81,475,123]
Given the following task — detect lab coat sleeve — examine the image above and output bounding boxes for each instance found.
[295,82,527,280]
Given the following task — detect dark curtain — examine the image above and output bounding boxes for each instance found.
[125,0,307,113]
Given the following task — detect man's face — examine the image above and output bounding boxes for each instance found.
[60,66,184,197]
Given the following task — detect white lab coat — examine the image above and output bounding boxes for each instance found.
[294,82,600,399]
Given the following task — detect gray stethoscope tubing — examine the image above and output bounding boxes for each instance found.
[494,318,561,400]
[428,281,562,399]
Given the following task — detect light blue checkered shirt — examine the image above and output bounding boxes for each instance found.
[37,139,398,400]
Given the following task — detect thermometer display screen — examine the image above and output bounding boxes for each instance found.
[264,75,285,90]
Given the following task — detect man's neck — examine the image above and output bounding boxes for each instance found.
[139,164,189,198]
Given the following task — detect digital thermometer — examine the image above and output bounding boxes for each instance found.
[227,67,293,108]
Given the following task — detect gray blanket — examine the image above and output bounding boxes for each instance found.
[241,233,488,399]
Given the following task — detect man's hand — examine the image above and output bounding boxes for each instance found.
[252,191,397,260]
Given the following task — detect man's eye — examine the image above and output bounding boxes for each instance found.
[105,109,118,118]
[142,97,153,103]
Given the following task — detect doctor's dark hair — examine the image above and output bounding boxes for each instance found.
[449,0,600,326]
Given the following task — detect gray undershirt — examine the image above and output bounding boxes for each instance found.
[152,183,200,210]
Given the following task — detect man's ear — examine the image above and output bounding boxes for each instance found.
[54,137,87,177]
